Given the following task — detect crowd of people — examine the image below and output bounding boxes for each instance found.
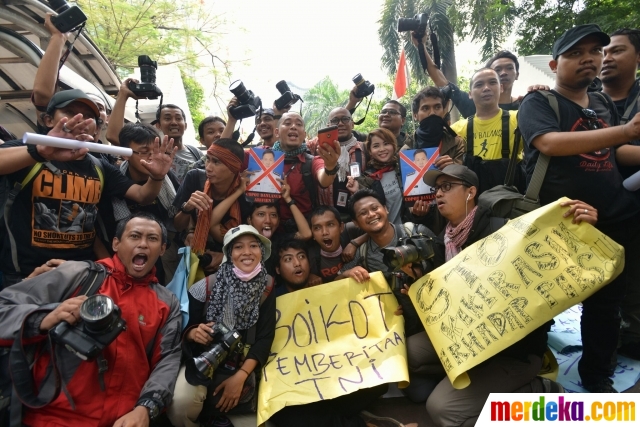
[1,17,640,427]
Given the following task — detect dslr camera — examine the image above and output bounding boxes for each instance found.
[127,55,163,100]
[274,80,302,111]
[229,80,262,120]
[382,234,435,271]
[397,13,429,37]
[49,0,88,33]
[352,73,375,99]
[193,322,243,379]
[50,295,127,361]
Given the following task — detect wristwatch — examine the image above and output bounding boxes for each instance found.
[136,399,160,421]
[286,199,296,207]
[180,202,194,214]
[324,164,339,176]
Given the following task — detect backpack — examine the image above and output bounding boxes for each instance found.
[300,153,319,209]
[1,261,107,425]
[478,90,614,219]
[463,109,526,194]
[2,156,104,274]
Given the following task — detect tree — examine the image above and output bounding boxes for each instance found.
[181,70,205,131]
[379,0,458,88]
[515,0,640,56]
[301,77,350,136]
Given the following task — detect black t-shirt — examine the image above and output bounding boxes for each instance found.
[518,91,640,226]
[308,243,344,283]
[172,168,251,252]
[0,141,134,275]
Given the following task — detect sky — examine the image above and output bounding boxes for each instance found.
[197,0,489,121]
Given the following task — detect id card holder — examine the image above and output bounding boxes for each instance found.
[337,191,349,207]
[349,162,361,177]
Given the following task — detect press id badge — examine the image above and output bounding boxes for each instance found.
[349,162,361,178]
[337,191,349,207]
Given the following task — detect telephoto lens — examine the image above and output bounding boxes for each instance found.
[352,73,375,98]
[229,80,251,105]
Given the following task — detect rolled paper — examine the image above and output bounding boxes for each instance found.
[623,169,640,191]
[23,132,133,157]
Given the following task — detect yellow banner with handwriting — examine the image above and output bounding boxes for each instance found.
[409,197,624,390]
[257,272,409,424]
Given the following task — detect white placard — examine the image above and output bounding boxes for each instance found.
[23,132,133,157]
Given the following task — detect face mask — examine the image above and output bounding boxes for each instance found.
[416,115,445,147]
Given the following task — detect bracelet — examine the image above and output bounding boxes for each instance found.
[239,367,251,377]
[149,175,164,182]
[286,199,296,207]
[324,164,339,176]
[27,144,47,163]
[350,239,361,248]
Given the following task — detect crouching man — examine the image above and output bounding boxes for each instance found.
[0,212,182,427]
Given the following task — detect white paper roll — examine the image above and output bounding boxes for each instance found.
[23,133,133,157]
[623,169,640,191]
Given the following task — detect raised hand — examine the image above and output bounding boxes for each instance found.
[140,135,177,179]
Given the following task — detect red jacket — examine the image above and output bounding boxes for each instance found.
[0,256,182,427]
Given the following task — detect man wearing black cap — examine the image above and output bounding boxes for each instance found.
[255,108,279,147]
[518,24,640,392]
[0,89,176,287]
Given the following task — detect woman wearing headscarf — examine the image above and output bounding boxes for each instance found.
[167,225,276,427]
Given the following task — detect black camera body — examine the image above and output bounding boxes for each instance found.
[193,323,242,379]
[50,296,126,361]
[382,234,435,272]
[274,80,302,111]
[352,73,375,99]
[127,55,163,100]
[49,0,88,33]
[397,13,429,37]
[229,80,262,120]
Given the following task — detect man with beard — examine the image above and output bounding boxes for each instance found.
[518,24,640,392]
[600,28,640,358]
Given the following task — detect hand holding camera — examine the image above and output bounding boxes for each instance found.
[127,56,163,100]
[274,80,302,111]
[39,295,88,332]
[49,0,87,33]
[188,322,215,346]
[43,13,68,40]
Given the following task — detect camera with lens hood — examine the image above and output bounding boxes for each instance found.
[352,74,375,99]
[397,13,429,37]
[274,80,302,111]
[49,0,88,33]
[50,295,127,361]
[193,322,242,379]
[127,55,163,100]
[382,234,435,272]
[229,80,262,120]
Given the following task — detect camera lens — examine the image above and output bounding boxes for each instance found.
[49,0,70,13]
[397,17,418,33]
[383,245,420,270]
[229,80,251,104]
[352,74,364,86]
[275,80,291,95]
[80,295,117,333]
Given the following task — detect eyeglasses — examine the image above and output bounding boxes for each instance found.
[328,116,352,125]
[581,109,601,130]
[378,109,402,116]
[430,181,469,194]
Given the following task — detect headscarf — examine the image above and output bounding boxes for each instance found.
[444,206,478,261]
[192,143,243,255]
[272,140,308,158]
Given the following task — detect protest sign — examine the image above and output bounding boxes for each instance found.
[257,272,409,424]
[399,148,439,204]
[409,197,625,390]
[246,148,284,202]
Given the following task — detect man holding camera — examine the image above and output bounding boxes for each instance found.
[337,189,435,336]
[0,89,177,288]
[0,212,182,427]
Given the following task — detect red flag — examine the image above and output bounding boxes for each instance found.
[393,48,409,99]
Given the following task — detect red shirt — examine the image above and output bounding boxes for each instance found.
[279,154,325,221]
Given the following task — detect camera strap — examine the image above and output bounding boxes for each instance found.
[58,22,86,71]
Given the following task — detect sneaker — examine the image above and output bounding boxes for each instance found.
[583,378,618,393]
[360,411,404,427]
[540,377,565,393]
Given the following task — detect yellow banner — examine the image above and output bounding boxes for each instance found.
[257,272,409,424]
[409,197,624,389]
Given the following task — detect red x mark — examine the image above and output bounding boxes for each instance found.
[246,150,284,192]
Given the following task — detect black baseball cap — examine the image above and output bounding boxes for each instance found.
[46,89,100,118]
[261,108,276,117]
[552,24,610,60]
[423,164,479,188]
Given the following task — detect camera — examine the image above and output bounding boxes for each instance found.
[193,322,242,379]
[127,55,163,100]
[274,80,302,111]
[49,0,88,33]
[382,234,435,272]
[352,74,375,99]
[50,295,127,361]
[397,13,429,37]
[229,80,262,120]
